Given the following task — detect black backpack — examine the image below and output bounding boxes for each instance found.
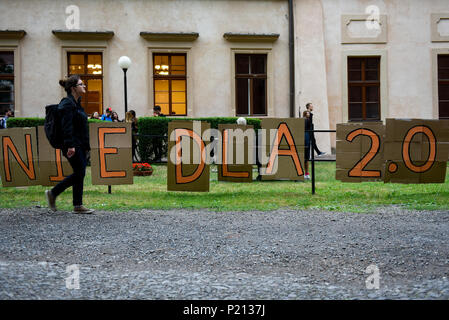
[44,104,64,149]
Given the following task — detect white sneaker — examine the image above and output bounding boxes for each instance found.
[304,174,310,180]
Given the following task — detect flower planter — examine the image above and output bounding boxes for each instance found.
[132,163,153,176]
[133,170,153,176]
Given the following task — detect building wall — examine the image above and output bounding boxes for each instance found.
[0,0,289,119]
[291,0,449,151]
[321,0,449,126]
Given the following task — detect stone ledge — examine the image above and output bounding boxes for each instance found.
[140,32,199,42]
[223,33,279,42]
[52,30,114,40]
[0,30,26,40]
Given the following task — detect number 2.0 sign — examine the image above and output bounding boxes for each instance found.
[336,119,449,183]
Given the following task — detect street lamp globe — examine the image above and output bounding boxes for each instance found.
[118,56,132,70]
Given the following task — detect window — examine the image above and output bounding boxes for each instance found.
[0,51,14,116]
[438,54,449,119]
[67,52,103,115]
[153,53,187,116]
[235,54,267,116]
[347,56,380,121]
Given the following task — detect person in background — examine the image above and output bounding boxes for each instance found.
[45,75,94,214]
[152,105,165,161]
[126,110,138,161]
[111,111,121,122]
[303,110,312,180]
[101,107,113,121]
[0,109,13,128]
[153,105,165,117]
[90,111,100,120]
[305,103,325,157]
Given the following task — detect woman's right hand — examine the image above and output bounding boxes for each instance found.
[67,147,75,158]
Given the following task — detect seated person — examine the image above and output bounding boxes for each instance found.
[101,108,113,121]
[153,105,166,117]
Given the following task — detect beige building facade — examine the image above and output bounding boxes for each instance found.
[1,0,448,152]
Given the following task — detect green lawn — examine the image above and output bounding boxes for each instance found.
[1,163,449,212]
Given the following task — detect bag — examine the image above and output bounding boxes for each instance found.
[44,104,64,149]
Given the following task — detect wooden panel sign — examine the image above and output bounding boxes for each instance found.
[37,126,73,186]
[336,122,385,182]
[89,122,133,185]
[260,118,305,181]
[383,119,449,183]
[0,127,40,187]
[217,124,254,183]
[167,121,210,192]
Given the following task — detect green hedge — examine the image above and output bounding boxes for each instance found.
[6,117,45,128]
[6,117,103,128]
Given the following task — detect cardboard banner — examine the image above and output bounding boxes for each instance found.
[0,127,40,187]
[37,126,73,186]
[217,124,254,183]
[260,118,305,181]
[89,122,133,185]
[167,121,210,192]
[336,122,385,182]
[383,119,449,183]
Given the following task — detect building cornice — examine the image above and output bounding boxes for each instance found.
[140,32,199,42]
[223,33,279,42]
[52,30,115,41]
[0,30,27,40]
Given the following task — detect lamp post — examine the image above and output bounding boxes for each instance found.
[118,56,132,114]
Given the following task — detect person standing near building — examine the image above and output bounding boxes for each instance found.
[101,107,113,121]
[90,111,100,120]
[45,75,94,214]
[305,103,325,157]
[111,111,121,122]
[152,105,165,161]
[126,109,138,162]
[153,105,165,117]
[0,109,13,129]
[303,110,312,180]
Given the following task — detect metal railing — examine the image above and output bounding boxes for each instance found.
[132,130,337,195]
[307,129,336,195]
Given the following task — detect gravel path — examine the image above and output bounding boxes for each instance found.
[0,206,448,300]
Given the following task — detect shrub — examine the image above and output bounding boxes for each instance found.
[7,117,103,128]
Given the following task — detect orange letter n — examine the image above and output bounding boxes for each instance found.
[2,135,36,182]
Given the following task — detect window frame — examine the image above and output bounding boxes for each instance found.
[235,53,268,116]
[0,50,14,116]
[347,56,381,122]
[437,54,449,119]
[342,50,388,123]
[152,53,187,116]
[67,51,104,116]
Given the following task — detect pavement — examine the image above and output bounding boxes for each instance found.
[0,206,448,300]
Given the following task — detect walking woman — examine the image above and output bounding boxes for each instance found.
[45,75,94,214]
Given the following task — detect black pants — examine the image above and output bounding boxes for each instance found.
[51,148,87,206]
[310,133,322,155]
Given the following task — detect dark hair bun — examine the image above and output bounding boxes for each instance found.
[59,79,66,87]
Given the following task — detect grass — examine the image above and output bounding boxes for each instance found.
[1,163,449,212]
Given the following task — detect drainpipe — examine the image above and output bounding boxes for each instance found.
[288,0,295,118]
